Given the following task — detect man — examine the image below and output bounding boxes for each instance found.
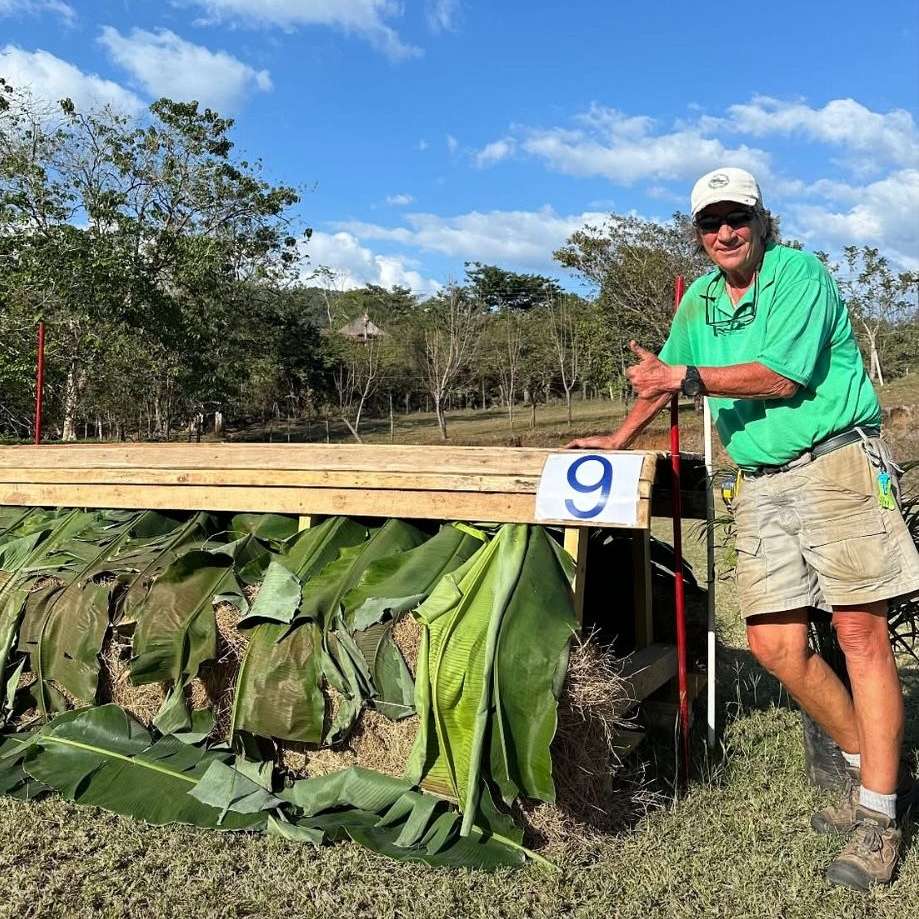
[567,167,919,890]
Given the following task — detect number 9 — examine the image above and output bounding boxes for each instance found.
[564,455,613,519]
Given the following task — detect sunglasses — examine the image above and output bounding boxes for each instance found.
[695,210,755,233]
[704,273,759,336]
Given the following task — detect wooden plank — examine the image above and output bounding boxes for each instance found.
[0,444,661,482]
[618,644,677,707]
[563,527,589,627]
[0,482,654,529]
[0,467,543,494]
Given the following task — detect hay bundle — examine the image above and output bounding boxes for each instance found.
[191,600,249,739]
[522,633,636,849]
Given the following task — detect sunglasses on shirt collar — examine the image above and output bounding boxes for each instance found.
[694,209,756,233]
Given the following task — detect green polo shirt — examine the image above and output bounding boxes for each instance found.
[659,243,881,469]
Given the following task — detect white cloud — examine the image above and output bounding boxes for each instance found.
[99,27,271,113]
[517,105,772,184]
[0,45,144,113]
[385,193,414,206]
[446,134,458,154]
[417,138,429,151]
[724,96,919,169]
[474,137,515,168]
[425,0,459,32]
[180,0,420,61]
[336,206,609,268]
[305,230,440,294]
[788,169,919,270]
[0,1,74,22]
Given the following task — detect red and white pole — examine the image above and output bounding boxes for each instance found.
[34,320,45,445]
[670,277,691,789]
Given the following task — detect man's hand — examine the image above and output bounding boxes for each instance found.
[626,340,684,399]
[564,433,627,450]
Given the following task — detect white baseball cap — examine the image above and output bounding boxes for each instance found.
[690,167,762,218]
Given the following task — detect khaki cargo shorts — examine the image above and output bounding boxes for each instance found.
[734,439,919,618]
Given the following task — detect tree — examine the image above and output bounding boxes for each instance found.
[464,262,561,312]
[554,212,709,395]
[414,286,482,439]
[837,246,917,386]
[0,82,302,439]
[544,294,589,427]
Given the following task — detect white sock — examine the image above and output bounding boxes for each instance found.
[842,751,861,769]
[859,786,897,820]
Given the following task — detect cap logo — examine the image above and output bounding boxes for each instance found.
[708,173,730,189]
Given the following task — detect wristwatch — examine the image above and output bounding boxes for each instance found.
[681,366,704,397]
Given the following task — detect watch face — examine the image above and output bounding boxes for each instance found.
[684,379,702,397]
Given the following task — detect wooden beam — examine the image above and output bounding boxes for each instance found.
[563,527,589,627]
[617,644,678,710]
[0,445,664,531]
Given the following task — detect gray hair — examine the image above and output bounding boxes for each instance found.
[687,206,781,254]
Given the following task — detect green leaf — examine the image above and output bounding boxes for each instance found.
[297,520,427,628]
[188,759,284,820]
[0,733,49,799]
[130,550,231,685]
[489,528,576,806]
[229,514,298,547]
[352,620,415,721]
[266,813,324,845]
[229,620,325,743]
[21,705,265,829]
[239,559,301,626]
[344,523,485,630]
[230,518,370,744]
[406,525,575,835]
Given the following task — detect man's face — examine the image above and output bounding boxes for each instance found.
[695,202,763,278]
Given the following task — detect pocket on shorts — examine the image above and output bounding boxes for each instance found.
[735,535,765,598]
[805,511,900,584]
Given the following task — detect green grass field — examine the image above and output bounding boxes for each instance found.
[3,386,919,918]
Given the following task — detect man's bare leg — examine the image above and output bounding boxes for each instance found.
[832,600,903,795]
[746,609,859,752]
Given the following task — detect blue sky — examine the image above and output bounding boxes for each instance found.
[1,0,917,293]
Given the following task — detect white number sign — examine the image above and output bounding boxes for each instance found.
[534,453,644,526]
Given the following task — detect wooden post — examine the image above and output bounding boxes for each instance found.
[630,529,653,647]
[563,527,589,628]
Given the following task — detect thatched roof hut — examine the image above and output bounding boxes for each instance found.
[338,312,385,342]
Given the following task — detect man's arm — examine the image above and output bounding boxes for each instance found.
[564,341,798,450]
[625,341,798,400]
[565,392,671,450]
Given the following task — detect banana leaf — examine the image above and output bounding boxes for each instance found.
[488,529,576,806]
[296,519,428,628]
[0,510,95,683]
[105,511,220,629]
[285,520,428,743]
[12,510,151,716]
[351,619,415,720]
[281,766,543,870]
[407,525,575,834]
[343,523,486,630]
[230,518,369,744]
[15,705,266,829]
[129,537,263,734]
[228,513,299,548]
[0,732,49,799]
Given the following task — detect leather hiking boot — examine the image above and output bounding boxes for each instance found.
[825,807,901,890]
[811,762,917,835]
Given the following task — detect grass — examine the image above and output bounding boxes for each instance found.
[3,540,917,917]
[3,391,919,918]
